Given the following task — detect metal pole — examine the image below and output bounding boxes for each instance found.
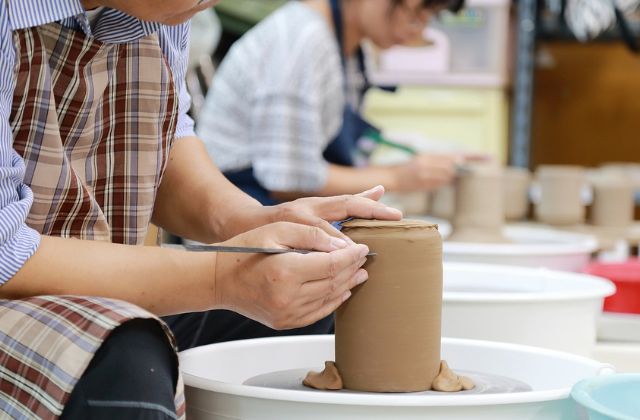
[510,0,538,168]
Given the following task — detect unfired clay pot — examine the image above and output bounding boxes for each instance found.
[535,165,586,226]
[429,185,455,220]
[504,166,531,221]
[590,174,635,228]
[448,164,506,243]
[337,219,442,392]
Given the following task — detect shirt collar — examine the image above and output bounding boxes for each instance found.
[8,0,161,44]
[91,11,161,43]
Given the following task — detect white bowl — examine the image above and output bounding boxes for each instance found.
[443,263,615,356]
[180,336,614,420]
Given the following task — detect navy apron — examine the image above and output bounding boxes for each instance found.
[224,0,380,204]
[322,0,379,167]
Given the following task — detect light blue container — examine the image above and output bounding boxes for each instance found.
[572,374,640,420]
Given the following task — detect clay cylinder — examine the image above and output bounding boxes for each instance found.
[590,175,635,228]
[336,219,442,392]
[504,167,531,221]
[429,185,455,220]
[535,165,586,226]
[448,164,505,243]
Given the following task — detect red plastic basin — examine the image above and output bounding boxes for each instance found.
[584,258,640,314]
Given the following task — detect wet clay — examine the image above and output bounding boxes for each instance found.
[303,359,475,392]
[335,219,442,392]
[590,173,635,228]
[535,165,586,226]
[303,361,343,390]
[431,360,475,392]
[448,163,509,243]
[504,167,531,221]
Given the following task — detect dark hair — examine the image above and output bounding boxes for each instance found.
[391,0,465,13]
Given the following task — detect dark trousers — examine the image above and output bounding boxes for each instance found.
[61,311,333,418]
[163,310,334,351]
[61,319,178,419]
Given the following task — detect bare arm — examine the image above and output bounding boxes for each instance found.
[274,164,398,201]
[273,154,462,201]
[0,235,215,316]
[152,136,262,243]
[152,136,402,241]
[0,223,368,329]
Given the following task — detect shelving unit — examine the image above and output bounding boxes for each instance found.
[509,0,640,168]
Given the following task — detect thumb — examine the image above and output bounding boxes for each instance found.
[273,222,351,253]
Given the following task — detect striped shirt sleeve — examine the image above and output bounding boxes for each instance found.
[0,3,41,284]
[160,23,196,140]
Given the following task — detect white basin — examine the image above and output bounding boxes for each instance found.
[431,219,600,272]
[443,263,615,356]
[180,336,614,420]
[593,341,640,373]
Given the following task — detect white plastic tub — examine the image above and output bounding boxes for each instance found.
[438,222,599,272]
[180,336,613,420]
[443,263,615,356]
[593,341,640,373]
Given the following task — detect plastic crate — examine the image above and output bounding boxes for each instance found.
[366,0,511,87]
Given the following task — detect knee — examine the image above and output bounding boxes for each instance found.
[62,319,179,419]
[81,319,178,401]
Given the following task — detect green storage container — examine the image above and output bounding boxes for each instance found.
[216,0,288,35]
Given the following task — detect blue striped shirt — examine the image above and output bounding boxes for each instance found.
[0,0,195,284]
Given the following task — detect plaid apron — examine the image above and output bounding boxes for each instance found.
[1,23,184,419]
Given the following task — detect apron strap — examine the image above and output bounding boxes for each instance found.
[328,0,371,96]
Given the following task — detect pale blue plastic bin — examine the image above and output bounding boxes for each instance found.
[571,374,640,420]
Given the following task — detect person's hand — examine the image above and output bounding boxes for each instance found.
[394,153,490,192]
[214,222,370,329]
[219,185,402,240]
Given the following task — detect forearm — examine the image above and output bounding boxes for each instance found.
[0,235,216,316]
[152,136,261,242]
[273,164,399,201]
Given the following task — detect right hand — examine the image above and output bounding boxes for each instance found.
[213,222,370,330]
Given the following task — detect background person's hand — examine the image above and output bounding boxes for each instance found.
[393,152,491,192]
[396,153,460,191]
[214,222,370,330]
[220,185,402,240]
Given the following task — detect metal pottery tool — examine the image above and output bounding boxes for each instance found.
[184,244,376,257]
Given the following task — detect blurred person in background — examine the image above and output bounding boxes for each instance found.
[198,0,475,206]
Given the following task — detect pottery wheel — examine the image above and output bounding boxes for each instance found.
[243,368,531,395]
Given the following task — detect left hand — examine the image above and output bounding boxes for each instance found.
[220,185,403,240]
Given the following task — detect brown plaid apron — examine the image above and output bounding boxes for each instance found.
[1,23,184,419]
